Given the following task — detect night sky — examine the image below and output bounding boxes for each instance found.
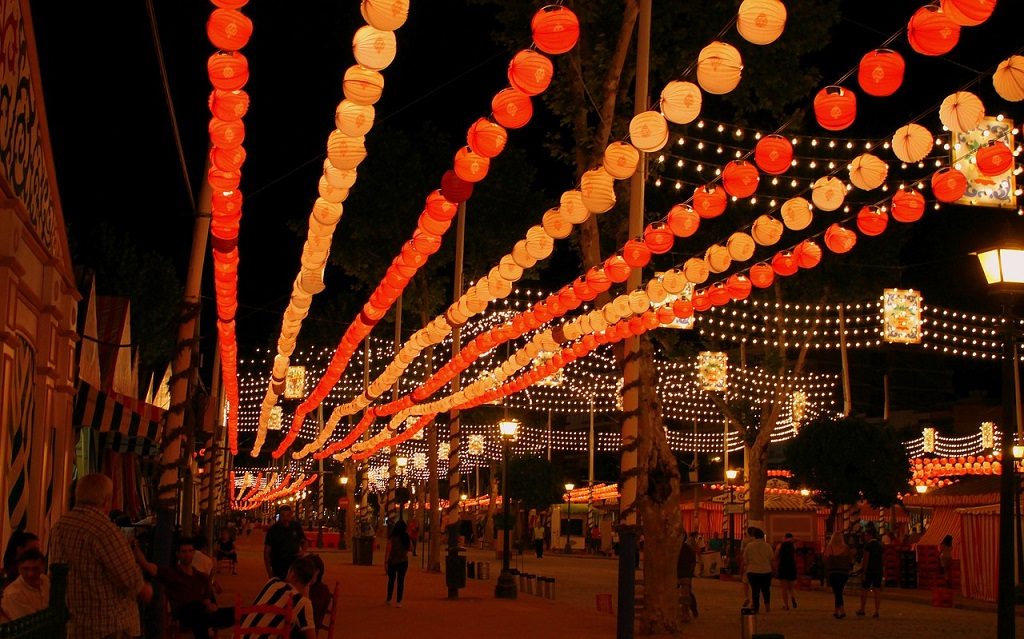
[26,0,1024,417]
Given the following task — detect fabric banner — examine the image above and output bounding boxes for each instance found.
[958,507,999,602]
[919,507,962,559]
[72,381,165,456]
[5,335,35,536]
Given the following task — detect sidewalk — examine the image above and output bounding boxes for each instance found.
[212,533,1009,638]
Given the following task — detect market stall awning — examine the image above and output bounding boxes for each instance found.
[72,382,165,456]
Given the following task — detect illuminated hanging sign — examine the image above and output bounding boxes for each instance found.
[534,351,564,387]
[412,452,427,470]
[923,426,936,454]
[438,442,450,459]
[285,366,307,399]
[697,351,728,392]
[268,405,283,431]
[882,288,923,344]
[468,434,485,455]
[791,391,807,432]
[981,421,995,450]
[654,272,695,330]
[952,116,1017,210]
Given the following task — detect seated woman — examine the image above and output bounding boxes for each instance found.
[0,549,49,620]
[215,529,238,574]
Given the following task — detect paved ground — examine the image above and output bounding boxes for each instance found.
[212,532,1022,638]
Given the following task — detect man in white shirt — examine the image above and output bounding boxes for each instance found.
[0,549,49,620]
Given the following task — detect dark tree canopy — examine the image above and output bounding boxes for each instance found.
[785,415,911,509]
[507,455,563,511]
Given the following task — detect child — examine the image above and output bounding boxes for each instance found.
[216,529,238,574]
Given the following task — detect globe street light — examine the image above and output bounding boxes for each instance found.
[495,418,520,599]
[975,243,1024,639]
[564,482,575,554]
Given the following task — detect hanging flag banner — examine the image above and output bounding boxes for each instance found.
[268,405,283,430]
[697,351,728,392]
[981,421,995,450]
[953,116,1017,209]
[882,288,923,344]
[792,390,807,432]
[654,272,695,330]
[285,366,307,399]
[923,426,936,454]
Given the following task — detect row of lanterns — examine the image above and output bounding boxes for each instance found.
[287,5,582,460]
[207,1,257,455]
[253,0,409,457]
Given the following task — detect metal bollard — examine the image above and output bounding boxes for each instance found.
[543,577,553,598]
[518,572,527,591]
[740,607,757,639]
[479,562,490,579]
[549,577,556,600]
[526,573,536,595]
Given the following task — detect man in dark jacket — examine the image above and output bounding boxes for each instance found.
[677,538,699,620]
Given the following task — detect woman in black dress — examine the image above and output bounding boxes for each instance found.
[775,532,798,610]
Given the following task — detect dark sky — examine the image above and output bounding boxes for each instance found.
[27,0,1024,411]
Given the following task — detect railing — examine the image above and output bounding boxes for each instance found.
[0,564,68,638]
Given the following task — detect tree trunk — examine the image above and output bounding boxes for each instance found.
[636,337,684,633]
[484,462,497,548]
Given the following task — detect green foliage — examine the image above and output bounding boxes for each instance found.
[785,415,911,509]
[506,455,563,510]
[69,221,182,381]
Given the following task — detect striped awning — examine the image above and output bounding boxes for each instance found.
[73,382,165,456]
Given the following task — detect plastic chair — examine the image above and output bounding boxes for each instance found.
[232,592,294,638]
[319,582,341,639]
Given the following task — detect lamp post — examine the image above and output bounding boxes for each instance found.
[915,484,928,531]
[495,418,519,599]
[976,244,1024,639]
[396,456,409,522]
[726,469,739,572]
[1014,444,1024,585]
[564,482,575,554]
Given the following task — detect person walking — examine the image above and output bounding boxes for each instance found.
[939,534,954,587]
[408,518,420,557]
[533,520,545,558]
[824,531,853,619]
[264,505,308,580]
[676,537,699,620]
[48,473,153,639]
[856,526,885,617]
[742,527,774,614]
[385,520,411,607]
[775,533,798,610]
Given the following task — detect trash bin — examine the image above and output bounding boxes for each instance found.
[701,552,720,577]
[740,607,757,639]
[467,561,476,579]
[352,536,374,566]
[445,555,467,590]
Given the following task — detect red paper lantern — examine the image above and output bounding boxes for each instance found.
[824,224,857,254]
[207,52,249,91]
[794,240,822,269]
[667,204,701,237]
[754,135,793,175]
[208,167,241,191]
[604,254,631,283]
[722,161,760,198]
[693,185,728,218]
[907,6,961,56]
[856,205,888,236]
[976,141,1013,176]
[209,89,250,121]
[212,189,242,215]
[573,276,596,301]
[207,8,253,51]
[467,118,508,159]
[708,284,731,306]
[857,49,905,97]
[412,229,441,255]
[418,210,451,236]
[641,311,660,331]
[656,305,676,324]
[508,50,554,96]
[673,299,694,319]
[891,189,925,223]
[425,191,458,222]
[209,118,245,149]
[491,88,533,130]
[440,170,473,203]
[772,251,798,276]
[749,263,775,288]
[643,222,675,254]
[725,274,752,300]
[453,147,490,183]
[559,287,581,311]
[622,239,652,268]
[814,86,856,131]
[931,167,968,202]
[586,266,612,293]
[941,0,996,26]
[531,5,580,55]
[691,290,712,312]
[210,145,246,172]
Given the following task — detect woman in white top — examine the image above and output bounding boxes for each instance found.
[742,527,775,613]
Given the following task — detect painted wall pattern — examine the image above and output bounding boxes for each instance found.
[0,0,58,257]
[6,334,35,533]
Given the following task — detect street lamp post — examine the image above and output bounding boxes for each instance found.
[976,243,1024,639]
[726,469,738,572]
[564,482,575,554]
[396,456,409,522]
[1014,445,1024,583]
[495,418,519,599]
[915,484,928,531]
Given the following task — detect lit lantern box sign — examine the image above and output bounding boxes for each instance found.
[285,366,307,399]
[534,351,564,388]
[468,434,485,455]
[438,442,450,459]
[268,405,283,430]
[697,351,728,392]
[791,391,807,432]
[952,116,1017,210]
[923,426,936,454]
[981,421,995,450]
[412,452,427,470]
[654,272,695,330]
[882,288,923,344]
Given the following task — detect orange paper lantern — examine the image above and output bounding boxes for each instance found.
[754,135,793,175]
[667,204,700,237]
[209,118,245,149]
[693,185,728,218]
[210,145,246,172]
[691,290,712,312]
[425,190,458,222]
[976,141,1012,176]
[531,5,580,55]
[352,26,397,70]
[858,49,905,97]
[208,167,240,191]
[622,240,652,268]
[508,50,554,96]
[722,161,760,198]
[696,41,743,95]
[208,52,249,91]
[856,206,888,236]
[603,142,641,179]
[644,222,675,254]
[749,262,775,288]
[794,240,822,269]
[814,86,857,131]
[343,66,385,106]
[772,251,798,276]
[907,6,960,56]
[492,88,533,129]
[824,224,857,254]
[660,81,702,125]
[361,0,409,31]
[467,118,508,159]
[931,167,967,202]
[440,170,473,203]
[891,189,926,223]
[454,147,490,183]
[629,111,669,152]
[726,274,753,300]
[604,254,631,283]
[673,299,694,319]
[586,266,612,294]
[992,55,1024,102]
[207,8,253,51]
[848,153,888,191]
[940,0,995,26]
[939,91,985,134]
[891,123,934,163]
[209,89,249,121]
[736,0,787,45]
[708,284,731,307]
